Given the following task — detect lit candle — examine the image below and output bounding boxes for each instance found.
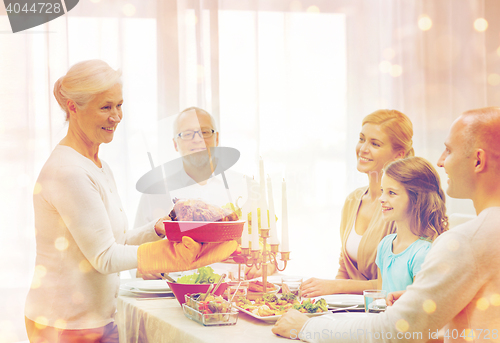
[259,157,268,228]
[267,175,279,245]
[251,178,260,250]
[240,176,251,249]
[281,178,289,252]
[241,211,249,249]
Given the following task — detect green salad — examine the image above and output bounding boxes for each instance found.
[176,267,222,284]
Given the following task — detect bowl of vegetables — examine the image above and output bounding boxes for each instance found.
[167,267,228,305]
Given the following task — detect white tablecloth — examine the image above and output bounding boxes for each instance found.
[116,292,286,343]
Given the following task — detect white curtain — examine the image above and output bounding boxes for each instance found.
[1,0,499,341]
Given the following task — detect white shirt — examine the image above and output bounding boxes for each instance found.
[345,222,363,263]
[25,145,161,329]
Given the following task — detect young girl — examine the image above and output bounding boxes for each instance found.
[376,156,448,293]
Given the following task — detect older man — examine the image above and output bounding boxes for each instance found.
[135,107,272,278]
[134,107,239,226]
[273,107,500,342]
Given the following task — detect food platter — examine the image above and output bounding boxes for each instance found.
[246,284,281,301]
[120,280,173,295]
[234,305,326,323]
[247,275,286,285]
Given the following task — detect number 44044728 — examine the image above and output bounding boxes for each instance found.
[6,2,62,14]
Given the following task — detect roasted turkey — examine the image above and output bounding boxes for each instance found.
[168,198,239,222]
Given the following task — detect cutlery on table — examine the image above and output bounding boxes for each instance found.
[329,305,364,312]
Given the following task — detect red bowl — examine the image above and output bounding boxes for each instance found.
[167,281,228,305]
[163,220,244,243]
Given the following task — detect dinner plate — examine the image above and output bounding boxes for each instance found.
[235,305,326,323]
[322,294,364,308]
[120,280,173,295]
[127,280,171,291]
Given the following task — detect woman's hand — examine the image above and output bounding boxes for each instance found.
[386,290,405,306]
[140,273,164,280]
[272,309,309,339]
[154,216,170,238]
[245,263,277,279]
[301,278,338,298]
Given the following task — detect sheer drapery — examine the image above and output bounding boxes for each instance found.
[2,0,500,341]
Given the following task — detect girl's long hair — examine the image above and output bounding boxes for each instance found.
[384,156,448,240]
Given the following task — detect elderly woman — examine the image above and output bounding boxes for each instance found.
[24,60,236,343]
[301,109,414,297]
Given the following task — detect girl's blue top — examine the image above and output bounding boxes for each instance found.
[375,233,432,293]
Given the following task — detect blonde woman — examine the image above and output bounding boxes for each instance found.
[24,60,236,343]
[302,109,414,297]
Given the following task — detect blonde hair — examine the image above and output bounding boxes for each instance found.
[362,109,414,157]
[384,156,448,240]
[53,60,122,121]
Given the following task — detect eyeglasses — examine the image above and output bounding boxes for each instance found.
[176,128,216,141]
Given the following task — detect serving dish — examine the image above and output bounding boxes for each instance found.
[234,305,326,323]
[167,281,228,305]
[184,294,232,312]
[247,275,285,285]
[182,304,238,326]
[246,284,281,301]
[163,220,245,243]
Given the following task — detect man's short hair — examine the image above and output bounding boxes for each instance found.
[173,107,218,136]
[461,107,500,164]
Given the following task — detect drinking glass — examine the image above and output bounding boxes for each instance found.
[225,280,249,301]
[363,289,387,313]
[281,277,303,301]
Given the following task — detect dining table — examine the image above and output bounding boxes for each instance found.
[116,275,446,343]
[116,288,286,343]
[115,277,377,343]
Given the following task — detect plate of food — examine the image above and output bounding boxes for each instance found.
[120,280,173,295]
[246,280,280,301]
[322,294,365,308]
[234,293,328,323]
[247,275,285,285]
[164,199,244,242]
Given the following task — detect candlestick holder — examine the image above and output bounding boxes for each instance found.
[238,227,291,294]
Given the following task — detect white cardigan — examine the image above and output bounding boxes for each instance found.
[25,145,161,330]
